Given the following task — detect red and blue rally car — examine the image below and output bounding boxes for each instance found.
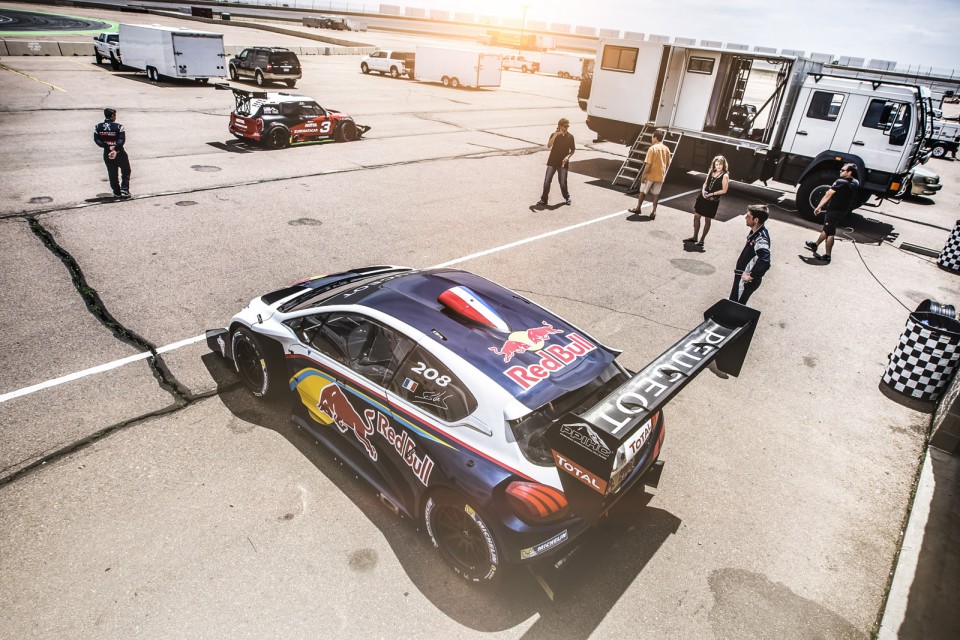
[206,266,759,583]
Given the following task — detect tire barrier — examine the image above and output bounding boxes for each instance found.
[883,300,960,401]
[937,220,960,272]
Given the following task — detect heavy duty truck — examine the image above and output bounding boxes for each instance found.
[583,38,932,217]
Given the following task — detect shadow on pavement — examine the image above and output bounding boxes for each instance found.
[202,354,681,635]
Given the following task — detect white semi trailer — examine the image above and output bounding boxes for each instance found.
[583,38,932,217]
[414,46,502,89]
[113,24,226,83]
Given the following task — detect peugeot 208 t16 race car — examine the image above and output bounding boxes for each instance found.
[207,266,759,584]
[219,85,370,149]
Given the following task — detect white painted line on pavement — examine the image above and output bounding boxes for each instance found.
[1,190,697,404]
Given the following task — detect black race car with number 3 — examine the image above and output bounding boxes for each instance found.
[218,84,370,149]
[206,266,760,585]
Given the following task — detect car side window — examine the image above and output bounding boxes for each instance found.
[309,313,415,387]
[281,102,300,117]
[238,49,249,60]
[390,346,477,422]
[301,103,325,117]
[807,91,845,121]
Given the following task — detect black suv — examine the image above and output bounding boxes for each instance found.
[229,47,302,88]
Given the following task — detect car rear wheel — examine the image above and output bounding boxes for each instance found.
[229,65,238,81]
[424,490,503,584]
[255,70,265,87]
[110,54,120,70]
[390,66,400,79]
[266,127,290,149]
[337,120,358,143]
[450,77,460,88]
[285,79,297,88]
[231,326,285,400]
[361,62,370,74]
[932,144,946,158]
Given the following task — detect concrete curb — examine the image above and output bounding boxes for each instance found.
[3,40,62,56]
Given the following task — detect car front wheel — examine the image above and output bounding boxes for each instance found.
[424,491,503,584]
[337,120,358,142]
[361,62,369,74]
[390,66,400,78]
[231,326,285,399]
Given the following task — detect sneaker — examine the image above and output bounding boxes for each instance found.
[565,198,572,205]
[112,192,122,198]
[537,199,547,206]
[119,190,131,199]
[683,237,697,243]
[819,254,831,263]
[804,241,818,252]
[650,211,656,220]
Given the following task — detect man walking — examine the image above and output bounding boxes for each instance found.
[94,107,131,198]
[628,129,671,219]
[730,205,771,304]
[538,118,575,206]
[804,163,860,264]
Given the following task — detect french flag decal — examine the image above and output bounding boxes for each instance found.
[438,286,510,333]
[402,378,418,393]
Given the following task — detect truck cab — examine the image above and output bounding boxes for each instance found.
[360,50,415,78]
[92,32,119,65]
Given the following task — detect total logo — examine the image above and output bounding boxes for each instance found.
[501,333,598,390]
[552,451,608,495]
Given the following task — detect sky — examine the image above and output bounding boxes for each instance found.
[378,0,960,71]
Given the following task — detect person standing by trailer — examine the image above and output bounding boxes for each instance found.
[628,129,671,219]
[93,107,131,199]
[538,118,575,206]
[730,205,771,304]
[804,164,860,264]
[685,155,729,248]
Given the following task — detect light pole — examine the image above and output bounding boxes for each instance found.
[519,4,528,53]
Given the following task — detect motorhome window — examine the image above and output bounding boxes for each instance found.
[687,57,715,75]
[601,45,639,73]
[807,91,845,121]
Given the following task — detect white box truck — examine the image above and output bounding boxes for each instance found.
[414,46,501,89]
[540,52,590,79]
[114,24,226,82]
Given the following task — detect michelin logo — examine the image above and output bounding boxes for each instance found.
[520,530,569,560]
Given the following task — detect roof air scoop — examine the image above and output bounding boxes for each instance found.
[438,286,509,333]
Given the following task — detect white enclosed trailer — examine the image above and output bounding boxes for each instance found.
[115,24,226,82]
[414,46,502,89]
[540,52,590,79]
[583,37,931,217]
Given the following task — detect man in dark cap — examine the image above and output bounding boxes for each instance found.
[93,107,131,198]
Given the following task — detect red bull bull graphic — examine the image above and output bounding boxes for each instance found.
[504,333,597,390]
[318,383,378,460]
[489,322,565,363]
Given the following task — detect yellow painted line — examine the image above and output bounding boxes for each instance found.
[0,63,67,92]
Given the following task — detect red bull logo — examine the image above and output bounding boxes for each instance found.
[489,322,564,363]
[505,333,597,390]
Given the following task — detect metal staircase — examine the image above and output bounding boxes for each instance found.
[612,124,683,191]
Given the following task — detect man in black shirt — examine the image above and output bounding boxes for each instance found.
[730,204,771,304]
[538,118,575,206]
[93,107,131,198]
[804,164,860,264]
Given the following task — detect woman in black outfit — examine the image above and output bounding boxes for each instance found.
[685,155,729,248]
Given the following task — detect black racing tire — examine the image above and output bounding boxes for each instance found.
[932,144,946,158]
[337,120,358,143]
[266,126,291,149]
[230,326,285,400]
[424,490,503,584]
[441,76,450,87]
[796,169,839,220]
[255,70,265,87]
[285,79,297,88]
[229,65,238,81]
[450,77,460,89]
[521,65,528,73]
[95,52,103,64]
[360,62,369,74]
[389,66,400,79]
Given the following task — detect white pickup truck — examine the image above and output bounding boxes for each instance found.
[360,50,415,79]
[92,32,119,66]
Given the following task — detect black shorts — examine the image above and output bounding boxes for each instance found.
[822,210,847,237]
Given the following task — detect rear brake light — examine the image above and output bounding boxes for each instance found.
[266,64,273,71]
[256,118,263,132]
[505,481,568,524]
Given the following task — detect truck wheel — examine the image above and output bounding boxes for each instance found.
[390,66,400,79]
[337,121,358,143]
[95,52,103,64]
[424,490,503,585]
[361,62,369,74]
[266,127,290,149]
[231,326,285,400]
[796,169,840,220]
[110,54,120,70]
[441,76,450,87]
[932,144,946,158]
[450,77,460,88]
[145,67,157,82]
[255,70,265,87]
[229,65,238,81]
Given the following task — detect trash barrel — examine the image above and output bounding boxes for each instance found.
[221,12,231,21]
[937,220,960,271]
[882,299,960,401]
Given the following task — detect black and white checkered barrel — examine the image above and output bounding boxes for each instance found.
[883,312,960,401]
[938,220,960,272]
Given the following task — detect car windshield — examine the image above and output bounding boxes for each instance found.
[270,52,299,66]
[509,362,628,466]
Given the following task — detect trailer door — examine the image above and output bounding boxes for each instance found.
[477,54,502,87]
[655,47,686,127]
[787,89,848,158]
[171,33,223,78]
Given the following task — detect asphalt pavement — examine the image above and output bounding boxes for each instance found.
[2,9,960,639]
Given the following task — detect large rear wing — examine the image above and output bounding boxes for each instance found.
[215,83,269,115]
[545,299,760,520]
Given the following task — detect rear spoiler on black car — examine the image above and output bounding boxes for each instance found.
[545,299,761,521]
[216,83,270,114]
